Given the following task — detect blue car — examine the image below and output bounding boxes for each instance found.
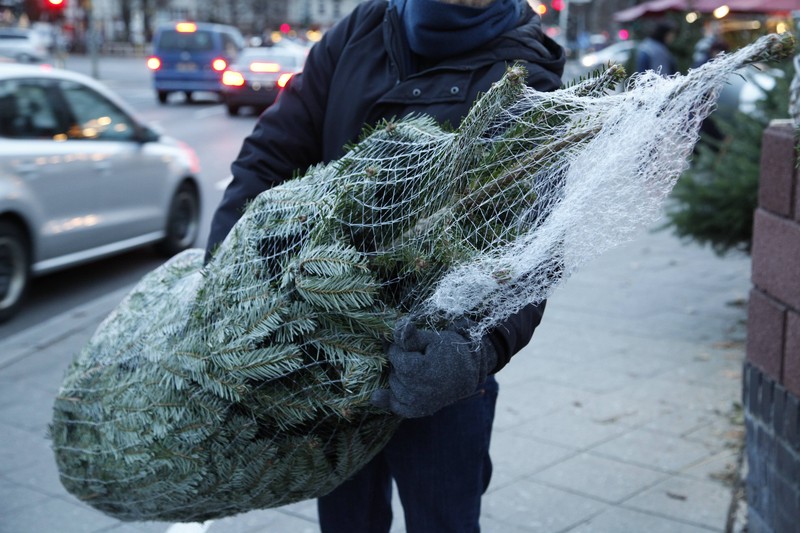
[147,22,245,104]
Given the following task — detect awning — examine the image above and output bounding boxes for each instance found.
[613,0,800,22]
[613,0,690,22]
[719,0,800,12]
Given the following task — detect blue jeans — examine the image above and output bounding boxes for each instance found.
[317,376,499,533]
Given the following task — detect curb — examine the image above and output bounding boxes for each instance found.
[0,286,131,371]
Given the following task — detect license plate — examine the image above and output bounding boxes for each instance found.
[251,80,275,91]
[176,62,197,72]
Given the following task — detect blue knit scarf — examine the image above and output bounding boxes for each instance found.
[392,0,521,59]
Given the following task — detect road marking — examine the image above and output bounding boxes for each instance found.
[194,106,225,119]
[165,521,214,533]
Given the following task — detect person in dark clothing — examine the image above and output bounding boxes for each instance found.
[205,0,565,530]
[635,21,677,76]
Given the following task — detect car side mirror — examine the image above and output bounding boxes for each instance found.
[134,125,160,143]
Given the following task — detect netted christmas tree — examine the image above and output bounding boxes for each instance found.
[50,33,793,523]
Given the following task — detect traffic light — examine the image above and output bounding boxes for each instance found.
[551,0,564,11]
[44,0,66,17]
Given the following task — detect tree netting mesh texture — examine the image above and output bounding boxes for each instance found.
[49,33,793,522]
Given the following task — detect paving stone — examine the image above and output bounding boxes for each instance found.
[0,481,50,514]
[496,353,574,388]
[532,452,667,503]
[623,475,732,530]
[533,361,647,394]
[493,378,593,431]
[207,507,320,533]
[512,407,633,450]
[574,388,675,428]
[0,378,57,434]
[679,449,741,486]
[0,340,86,394]
[0,492,119,533]
[568,506,717,533]
[99,521,167,532]
[639,405,722,437]
[487,432,576,490]
[592,348,690,379]
[3,441,67,498]
[0,422,49,473]
[591,428,714,472]
[682,415,744,452]
[482,478,608,532]
[625,377,735,412]
[481,516,533,532]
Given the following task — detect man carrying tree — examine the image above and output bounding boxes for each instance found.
[206,0,565,530]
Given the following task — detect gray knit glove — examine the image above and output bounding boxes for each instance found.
[370,318,497,418]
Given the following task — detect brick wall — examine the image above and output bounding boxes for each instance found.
[745,119,800,533]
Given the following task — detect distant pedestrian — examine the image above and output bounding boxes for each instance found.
[635,21,677,76]
[692,37,728,68]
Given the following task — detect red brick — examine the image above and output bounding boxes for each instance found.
[759,120,796,218]
[752,209,800,309]
[786,311,800,398]
[747,289,786,381]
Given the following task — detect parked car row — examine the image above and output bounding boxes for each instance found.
[0,63,202,322]
[146,21,306,115]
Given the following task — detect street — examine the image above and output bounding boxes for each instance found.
[0,54,258,338]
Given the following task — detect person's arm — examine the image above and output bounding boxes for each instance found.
[205,15,359,261]
[486,300,546,372]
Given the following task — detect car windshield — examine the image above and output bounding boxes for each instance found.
[157,30,215,51]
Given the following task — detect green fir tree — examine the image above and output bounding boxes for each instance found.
[664,55,793,255]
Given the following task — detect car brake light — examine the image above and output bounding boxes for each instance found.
[146,56,161,70]
[222,70,245,87]
[212,58,228,71]
[176,22,197,33]
[250,62,280,73]
[277,73,293,88]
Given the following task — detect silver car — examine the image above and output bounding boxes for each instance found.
[0,63,202,321]
[0,28,48,63]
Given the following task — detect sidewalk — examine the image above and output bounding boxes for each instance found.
[0,225,750,533]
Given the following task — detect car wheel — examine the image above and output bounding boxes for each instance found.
[158,91,169,104]
[0,221,30,323]
[227,104,239,116]
[155,182,200,257]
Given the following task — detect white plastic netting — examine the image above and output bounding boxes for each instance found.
[50,33,793,522]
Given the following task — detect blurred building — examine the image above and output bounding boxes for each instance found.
[19,0,362,51]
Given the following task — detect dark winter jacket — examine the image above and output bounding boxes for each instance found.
[206,0,566,371]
